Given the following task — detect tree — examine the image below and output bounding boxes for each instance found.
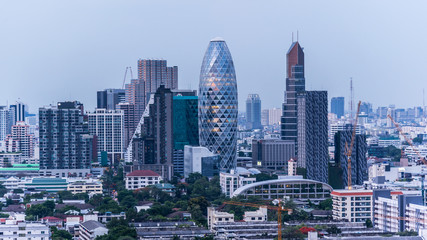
[51,226,73,240]
[26,204,53,219]
[186,172,204,184]
[95,218,137,240]
[318,198,332,210]
[254,173,278,182]
[327,225,342,234]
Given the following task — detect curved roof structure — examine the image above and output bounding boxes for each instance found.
[232,177,333,200]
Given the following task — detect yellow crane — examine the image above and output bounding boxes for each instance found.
[345,101,361,189]
[222,201,292,240]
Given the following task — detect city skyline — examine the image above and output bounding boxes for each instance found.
[2,1,427,112]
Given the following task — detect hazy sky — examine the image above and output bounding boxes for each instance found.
[1,0,427,113]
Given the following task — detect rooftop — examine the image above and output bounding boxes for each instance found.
[81,220,106,231]
[127,170,160,177]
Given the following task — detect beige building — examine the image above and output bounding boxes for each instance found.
[243,206,267,222]
[207,207,234,229]
[67,182,103,194]
[125,170,162,190]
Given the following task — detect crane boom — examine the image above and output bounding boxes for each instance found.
[346,101,361,189]
[222,201,291,240]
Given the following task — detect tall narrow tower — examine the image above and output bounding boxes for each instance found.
[199,37,238,172]
[281,41,305,143]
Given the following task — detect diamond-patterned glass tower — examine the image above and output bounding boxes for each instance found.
[199,37,238,172]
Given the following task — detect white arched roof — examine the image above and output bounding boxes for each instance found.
[232,178,333,197]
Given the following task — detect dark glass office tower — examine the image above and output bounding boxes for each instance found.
[97,89,126,110]
[331,97,345,118]
[281,42,305,143]
[246,94,262,130]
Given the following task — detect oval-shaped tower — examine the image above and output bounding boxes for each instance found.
[199,37,238,172]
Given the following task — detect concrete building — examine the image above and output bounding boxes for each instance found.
[39,101,95,172]
[0,222,50,240]
[297,91,329,183]
[125,170,162,190]
[219,170,256,197]
[96,88,125,110]
[67,181,103,194]
[252,139,295,171]
[25,178,68,192]
[243,206,268,222]
[183,145,219,178]
[232,176,332,204]
[79,220,108,240]
[268,108,282,126]
[88,109,124,165]
[0,106,8,141]
[207,207,235,230]
[4,121,34,159]
[261,109,269,126]
[0,152,22,167]
[288,158,297,176]
[246,94,262,129]
[331,189,403,223]
[378,136,401,148]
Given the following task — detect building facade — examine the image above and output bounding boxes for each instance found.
[88,109,124,165]
[252,139,295,171]
[331,97,344,118]
[5,121,35,159]
[199,37,238,172]
[281,41,305,143]
[334,131,368,188]
[183,145,219,178]
[39,101,95,171]
[0,222,50,240]
[97,89,125,110]
[246,94,262,129]
[297,91,329,183]
[125,170,162,190]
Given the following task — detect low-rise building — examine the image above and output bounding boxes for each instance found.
[79,220,108,240]
[0,222,50,240]
[243,206,267,222]
[207,207,235,230]
[125,170,162,190]
[219,170,255,197]
[25,178,68,192]
[67,181,103,194]
[332,189,403,223]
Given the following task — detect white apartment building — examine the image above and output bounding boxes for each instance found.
[219,170,255,197]
[268,108,282,125]
[67,181,103,194]
[369,163,387,181]
[332,189,402,223]
[378,137,401,148]
[288,158,297,176]
[406,203,427,232]
[0,222,50,240]
[207,207,235,230]
[125,170,162,190]
[88,109,124,164]
[243,206,267,222]
[375,197,400,233]
[79,220,108,240]
[328,123,361,143]
[405,145,427,162]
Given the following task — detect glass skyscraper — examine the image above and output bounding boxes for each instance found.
[331,97,345,118]
[246,94,262,129]
[199,37,238,172]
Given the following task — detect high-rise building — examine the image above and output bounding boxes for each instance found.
[183,145,219,178]
[331,97,344,118]
[297,91,329,183]
[117,103,138,148]
[39,101,95,174]
[261,109,269,126]
[268,108,282,126]
[9,101,26,124]
[246,94,262,129]
[360,102,373,114]
[88,109,124,165]
[172,93,199,176]
[97,89,126,110]
[130,86,174,180]
[199,37,238,172]
[252,139,295,171]
[5,121,34,159]
[281,41,305,143]
[0,106,7,141]
[333,131,367,189]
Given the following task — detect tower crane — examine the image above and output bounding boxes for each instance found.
[345,101,361,189]
[388,114,427,205]
[122,66,134,89]
[222,201,292,240]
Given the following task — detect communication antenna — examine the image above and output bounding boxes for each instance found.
[349,78,354,120]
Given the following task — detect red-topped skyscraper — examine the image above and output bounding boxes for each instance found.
[281,41,305,143]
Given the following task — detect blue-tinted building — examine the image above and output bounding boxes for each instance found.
[246,94,262,130]
[331,97,344,118]
[199,37,238,172]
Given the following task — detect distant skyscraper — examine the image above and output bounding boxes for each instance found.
[246,94,262,129]
[88,109,124,165]
[9,101,26,124]
[39,101,95,172]
[261,109,269,126]
[331,97,344,118]
[360,102,373,114]
[334,131,367,189]
[297,91,329,183]
[281,41,305,143]
[0,106,7,141]
[199,37,238,172]
[97,89,126,110]
[268,108,282,126]
[5,121,34,159]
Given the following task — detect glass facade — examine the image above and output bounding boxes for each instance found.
[199,38,238,172]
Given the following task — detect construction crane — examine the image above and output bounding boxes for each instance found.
[388,114,427,205]
[222,201,292,240]
[345,101,361,189]
[121,66,134,89]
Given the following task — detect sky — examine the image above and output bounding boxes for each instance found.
[1,0,427,113]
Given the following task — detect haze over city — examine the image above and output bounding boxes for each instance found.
[1,0,427,112]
